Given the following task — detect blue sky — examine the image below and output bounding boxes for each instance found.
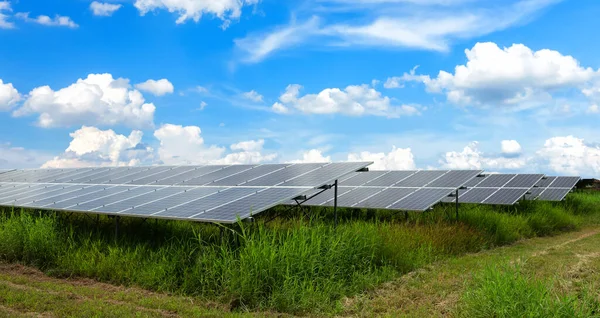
[0,0,599,177]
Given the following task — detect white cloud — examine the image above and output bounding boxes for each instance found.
[234,16,321,63]
[14,73,156,128]
[272,102,289,114]
[154,124,225,165]
[219,139,277,164]
[231,139,264,152]
[0,1,14,29]
[587,104,599,114]
[154,124,276,165]
[90,1,122,17]
[0,79,20,110]
[242,90,264,102]
[43,126,154,168]
[536,136,600,177]
[398,42,599,107]
[15,12,78,28]
[289,149,332,163]
[347,146,416,170]
[135,78,174,96]
[501,140,522,156]
[272,83,420,117]
[0,142,53,168]
[134,0,259,28]
[440,141,526,170]
[234,0,559,63]
[198,101,208,110]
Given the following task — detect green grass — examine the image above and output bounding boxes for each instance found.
[459,262,600,317]
[0,191,599,315]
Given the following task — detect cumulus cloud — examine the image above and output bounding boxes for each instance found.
[587,104,599,114]
[134,0,259,28]
[0,1,14,29]
[153,124,276,165]
[14,73,156,128]
[440,141,526,170]
[15,12,78,28]
[0,79,20,110]
[135,78,174,96]
[536,136,600,177]
[43,126,154,168]
[289,149,332,163]
[347,146,416,170]
[501,140,522,156]
[90,1,122,17]
[272,83,420,117]
[242,90,263,102]
[395,42,599,107]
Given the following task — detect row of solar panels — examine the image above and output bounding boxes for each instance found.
[294,171,579,211]
[0,164,581,223]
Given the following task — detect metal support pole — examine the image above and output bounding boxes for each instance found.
[334,179,338,228]
[455,189,459,221]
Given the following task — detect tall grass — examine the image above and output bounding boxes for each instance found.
[458,263,600,317]
[0,191,598,314]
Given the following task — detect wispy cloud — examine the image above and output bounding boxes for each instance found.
[234,0,561,63]
[16,12,78,28]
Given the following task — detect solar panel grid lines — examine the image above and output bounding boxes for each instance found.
[84,166,154,184]
[106,166,173,185]
[482,188,531,205]
[197,187,310,222]
[363,170,418,187]
[187,187,263,219]
[134,187,225,216]
[202,164,278,186]
[391,188,455,211]
[338,170,391,187]
[210,164,291,186]
[178,165,256,186]
[76,186,168,211]
[65,168,118,184]
[385,170,456,210]
[155,165,230,185]
[0,183,40,198]
[31,168,83,183]
[127,166,198,185]
[241,163,323,187]
[538,188,572,201]
[21,185,111,208]
[8,184,82,206]
[37,168,94,183]
[101,187,189,214]
[45,186,125,210]
[62,186,141,210]
[154,187,259,218]
[0,184,54,202]
[479,174,520,204]
[24,184,96,205]
[344,171,419,208]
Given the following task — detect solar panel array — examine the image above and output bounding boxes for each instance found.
[441,173,545,205]
[291,170,483,211]
[0,162,370,223]
[525,176,580,201]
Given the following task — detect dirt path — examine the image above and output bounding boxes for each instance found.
[341,226,600,317]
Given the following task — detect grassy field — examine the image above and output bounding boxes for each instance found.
[0,190,599,316]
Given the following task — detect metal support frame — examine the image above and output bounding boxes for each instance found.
[455,188,459,221]
[333,179,338,228]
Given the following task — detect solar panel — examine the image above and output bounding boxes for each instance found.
[525,176,580,201]
[290,169,483,211]
[537,188,572,201]
[0,162,371,223]
[444,173,544,205]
